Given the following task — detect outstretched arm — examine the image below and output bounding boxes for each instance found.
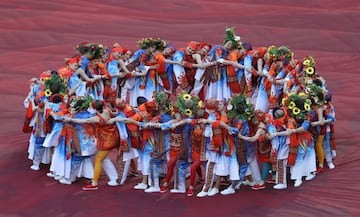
[66,115,100,124]
[239,128,265,142]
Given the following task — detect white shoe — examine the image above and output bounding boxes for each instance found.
[54,175,63,181]
[196,191,208,197]
[305,173,316,181]
[134,183,148,190]
[46,172,55,178]
[294,179,303,187]
[30,165,40,171]
[107,180,119,186]
[207,188,219,196]
[273,184,287,190]
[170,189,186,193]
[235,182,242,189]
[242,180,255,186]
[328,162,335,169]
[145,186,160,193]
[220,187,235,195]
[59,178,72,185]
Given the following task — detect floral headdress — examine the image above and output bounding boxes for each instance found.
[302,56,316,76]
[154,91,172,113]
[176,92,201,117]
[138,37,156,49]
[153,38,166,51]
[265,45,280,62]
[307,84,326,106]
[73,96,94,112]
[223,27,238,48]
[44,73,67,97]
[227,94,254,120]
[75,41,90,55]
[278,45,294,64]
[88,43,105,59]
[281,92,311,120]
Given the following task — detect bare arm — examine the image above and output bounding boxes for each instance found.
[239,128,265,142]
[76,68,95,82]
[118,59,131,74]
[67,116,100,124]
[219,121,232,132]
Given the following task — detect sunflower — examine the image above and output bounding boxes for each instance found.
[183,94,191,101]
[288,101,296,109]
[184,109,192,116]
[198,100,203,108]
[44,89,52,97]
[304,103,311,111]
[281,98,287,106]
[288,92,295,97]
[292,107,301,115]
[303,59,310,66]
[306,67,314,75]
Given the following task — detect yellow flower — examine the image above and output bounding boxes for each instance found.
[184,109,192,116]
[299,92,306,97]
[306,67,314,75]
[281,98,287,106]
[183,94,191,101]
[288,92,295,97]
[292,107,301,115]
[304,103,311,111]
[44,89,52,97]
[288,101,296,109]
[198,100,203,108]
[303,59,310,66]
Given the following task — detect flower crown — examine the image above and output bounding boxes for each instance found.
[175,92,201,117]
[278,45,294,63]
[307,84,326,106]
[154,91,172,113]
[88,43,105,59]
[224,27,238,48]
[44,73,67,97]
[227,94,254,120]
[281,92,311,120]
[302,56,316,76]
[73,96,94,112]
[265,45,280,62]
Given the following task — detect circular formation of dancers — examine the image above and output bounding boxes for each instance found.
[23,27,336,197]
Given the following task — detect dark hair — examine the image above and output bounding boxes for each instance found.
[50,83,60,94]
[312,79,323,87]
[273,107,285,119]
[52,95,62,103]
[93,100,104,113]
[137,96,148,107]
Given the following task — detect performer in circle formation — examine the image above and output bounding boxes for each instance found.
[23,27,337,197]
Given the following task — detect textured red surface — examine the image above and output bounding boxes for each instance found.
[0,0,360,216]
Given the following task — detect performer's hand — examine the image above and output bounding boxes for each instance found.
[217,58,225,64]
[63,116,71,123]
[268,133,275,140]
[107,118,115,124]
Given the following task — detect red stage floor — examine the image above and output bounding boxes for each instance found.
[0,0,360,216]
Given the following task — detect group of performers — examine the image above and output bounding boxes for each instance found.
[23,27,336,197]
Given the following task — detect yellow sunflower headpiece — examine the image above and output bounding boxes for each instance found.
[176,91,200,117]
[284,93,311,120]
